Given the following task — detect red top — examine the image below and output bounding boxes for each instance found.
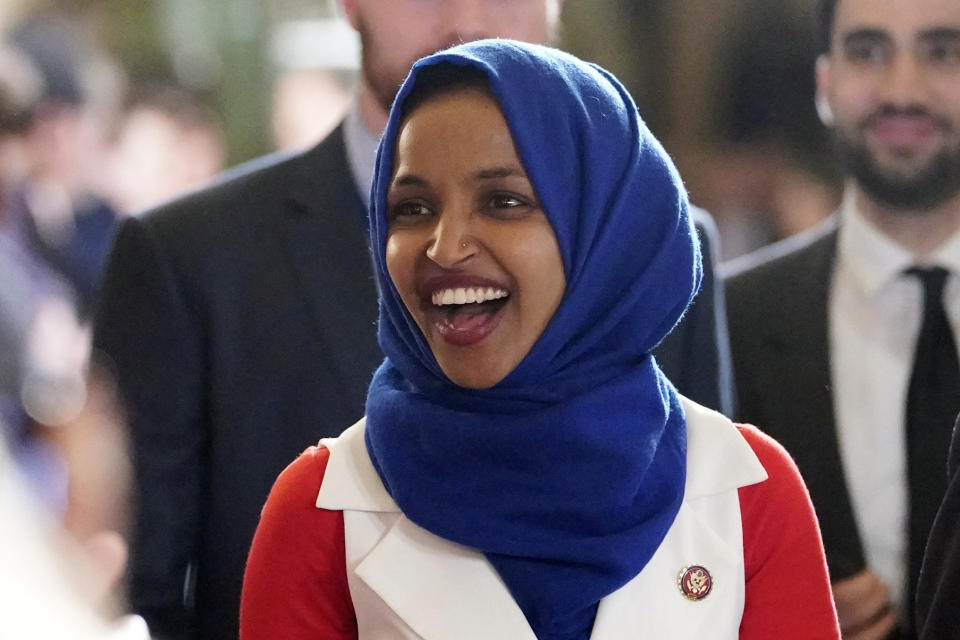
[240,424,840,639]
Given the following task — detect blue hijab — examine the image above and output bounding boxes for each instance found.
[364,40,701,639]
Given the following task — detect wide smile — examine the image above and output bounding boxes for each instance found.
[419,279,511,347]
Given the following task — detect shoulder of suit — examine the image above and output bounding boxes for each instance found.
[721,216,838,297]
[135,123,351,237]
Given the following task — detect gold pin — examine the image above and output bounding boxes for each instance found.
[678,565,713,601]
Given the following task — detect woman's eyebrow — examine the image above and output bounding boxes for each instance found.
[473,167,526,181]
[391,173,428,188]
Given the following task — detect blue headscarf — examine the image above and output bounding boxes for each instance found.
[365,40,701,640]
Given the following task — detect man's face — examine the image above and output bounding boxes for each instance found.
[343,0,560,113]
[817,0,960,209]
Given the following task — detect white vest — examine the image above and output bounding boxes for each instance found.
[316,397,767,640]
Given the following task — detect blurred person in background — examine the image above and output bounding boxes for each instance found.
[94,2,733,638]
[1,419,148,640]
[272,69,355,151]
[101,86,226,215]
[267,13,360,151]
[725,0,960,637]
[3,9,122,318]
[0,41,85,513]
[1,40,144,638]
[700,2,839,262]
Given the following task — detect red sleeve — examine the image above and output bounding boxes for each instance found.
[240,446,358,640]
[736,424,841,639]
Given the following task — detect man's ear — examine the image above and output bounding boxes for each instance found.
[340,0,360,30]
[815,55,834,127]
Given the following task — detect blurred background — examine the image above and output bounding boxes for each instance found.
[1,0,841,259]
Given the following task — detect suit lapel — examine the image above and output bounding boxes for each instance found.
[770,221,837,440]
[319,422,536,640]
[594,400,761,639]
[754,219,867,579]
[355,516,537,640]
[278,125,383,394]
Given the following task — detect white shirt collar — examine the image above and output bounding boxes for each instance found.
[342,104,380,208]
[838,192,916,298]
[838,191,960,297]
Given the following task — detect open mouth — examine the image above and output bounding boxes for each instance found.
[427,286,510,346]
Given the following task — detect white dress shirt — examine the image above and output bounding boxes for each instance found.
[830,194,960,612]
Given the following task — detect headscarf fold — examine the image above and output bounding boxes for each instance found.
[364,40,701,639]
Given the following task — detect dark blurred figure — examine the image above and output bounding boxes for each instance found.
[915,415,960,639]
[726,0,960,637]
[102,86,225,215]
[704,1,839,261]
[3,10,121,318]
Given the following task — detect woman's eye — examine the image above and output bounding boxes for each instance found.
[483,191,538,220]
[390,201,433,221]
[488,193,530,210]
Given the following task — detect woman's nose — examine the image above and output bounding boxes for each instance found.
[425,214,477,268]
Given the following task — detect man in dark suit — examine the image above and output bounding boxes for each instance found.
[916,416,960,639]
[93,2,732,639]
[725,0,960,638]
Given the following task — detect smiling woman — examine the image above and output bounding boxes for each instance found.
[385,81,565,389]
[240,40,841,640]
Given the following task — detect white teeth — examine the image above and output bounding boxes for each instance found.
[431,287,509,306]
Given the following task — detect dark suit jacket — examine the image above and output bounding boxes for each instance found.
[916,416,960,639]
[93,123,732,640]
[724,216,868,583]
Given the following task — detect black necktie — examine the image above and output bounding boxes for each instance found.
[905,266,960,633]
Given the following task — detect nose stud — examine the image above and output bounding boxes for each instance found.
[460,241,470,249]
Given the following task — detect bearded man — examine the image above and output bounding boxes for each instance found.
[725,1,960,638]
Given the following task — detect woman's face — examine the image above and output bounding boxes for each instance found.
[386,87,565,389]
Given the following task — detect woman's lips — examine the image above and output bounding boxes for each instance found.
[418,277,510,347]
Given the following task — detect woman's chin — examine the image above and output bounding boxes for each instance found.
[435,356,512,390]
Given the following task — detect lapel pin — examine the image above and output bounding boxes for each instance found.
[678,565,713,601]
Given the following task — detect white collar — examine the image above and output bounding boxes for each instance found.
[838,191,960,297]
[317,396,765,514]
